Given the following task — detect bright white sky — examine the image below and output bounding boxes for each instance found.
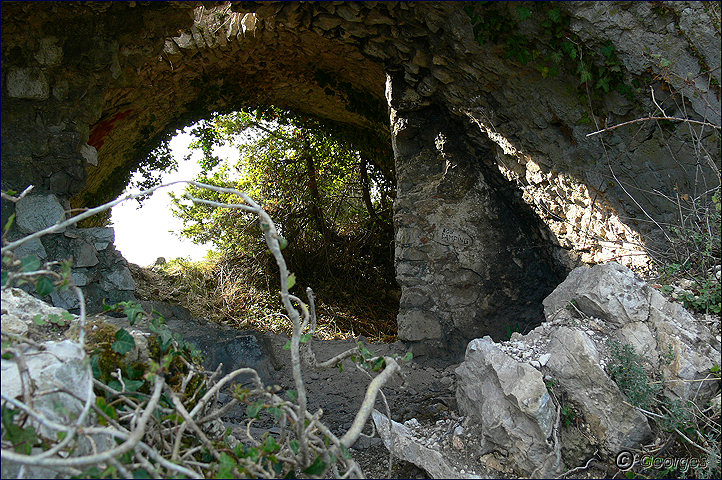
[110,128,240,266]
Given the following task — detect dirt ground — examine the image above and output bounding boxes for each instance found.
[224,333,615,479]
[218,332,456,478]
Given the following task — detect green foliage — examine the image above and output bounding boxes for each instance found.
[464,2,637,105]
[605,341,720,479]
[172,108,392,254]
[112,328,136,355]
[32,311,74,328]
[503,322,522,341]
[1,406,38,454]
[606,340,660,409]
[1,249,73,306]
[676,279,721,314]
[560,404,576,429]
[656,188,721,315]
[166,108,399,341]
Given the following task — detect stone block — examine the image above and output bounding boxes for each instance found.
[545,327,652,455]
[1,339,96,480]
[71,271,89,287]
[35,37,63,66]
[11,236,48,260]
[397,310,442,341]
[456,337,563,477]
[105,267,135,291]
[15,194,66,234]
[6,67,50,100]
[542,262,649,327]
[50,288,81,310]
[81,227,115,250]
[73,242,99,268]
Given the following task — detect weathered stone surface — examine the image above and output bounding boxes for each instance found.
[543,262,649,327]
[74,241,100,267]
[50,288,81,311]
[2,288,74,333]
[544,262,721,401]
[372,410,484,479]
[104,266,136,291]
[455,337,563,478]
[15,194,66,234]
[568,1,720,124]
[34,37,63,66]
[80,226,115,250]
[545,327,652,455]
[456,261,720,472]
[6,67,50,100]
[0,310,111,480]
[102,300,278,384]
[397,310,442,341]
[1,339,93,438]
[1,1,719,359]
[9,235,48,260]
[391,92,565,356]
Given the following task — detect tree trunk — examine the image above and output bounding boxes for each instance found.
[302,135,328,239]
[360,155,379,222]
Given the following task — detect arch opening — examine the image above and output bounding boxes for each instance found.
[3,1,719,360]
[112,107,401,342]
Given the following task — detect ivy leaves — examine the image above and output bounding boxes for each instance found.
[465,3,634,101]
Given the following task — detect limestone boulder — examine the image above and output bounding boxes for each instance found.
[544,326,652,454]
[2,287,75,337]
[544,262,721,401]
[455,337,563,478]
[454,261,720,474]
[1,339,95,479]
[543,262,650,327]
[372,410,483,479]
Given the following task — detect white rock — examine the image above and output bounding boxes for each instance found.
[2,288,74,330]
[80,143,98,166]
[6,67,50,100]
[455,337,563,477]
[538,353,551,366]
[373,410,482,479]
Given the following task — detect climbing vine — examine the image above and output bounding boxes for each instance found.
[465,2,650,110]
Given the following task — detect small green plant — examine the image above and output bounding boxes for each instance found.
[503,321,522,341]
[544,377,558,391]
[606,341,660,409]
[32,311,75,328]
[464,2,637,105]
[655,188,721,316]
[560,404,576,429]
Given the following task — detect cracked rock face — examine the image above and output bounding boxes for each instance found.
[453,261,720,476]
[455,337,563,478]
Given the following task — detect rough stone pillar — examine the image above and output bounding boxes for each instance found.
[388,73,565,359]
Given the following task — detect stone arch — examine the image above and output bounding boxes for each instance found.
[2,2,719,359]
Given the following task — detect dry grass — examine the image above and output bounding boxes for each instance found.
[129,252,399,342]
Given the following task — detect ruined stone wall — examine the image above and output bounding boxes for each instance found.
[2,1,719,355]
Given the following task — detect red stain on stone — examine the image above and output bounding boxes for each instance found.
[88,109,135,150]
[420,236,429,244]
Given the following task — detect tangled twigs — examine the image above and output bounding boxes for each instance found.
[2,180,403,478]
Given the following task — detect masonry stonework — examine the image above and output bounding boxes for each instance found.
[2,2,719,356]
